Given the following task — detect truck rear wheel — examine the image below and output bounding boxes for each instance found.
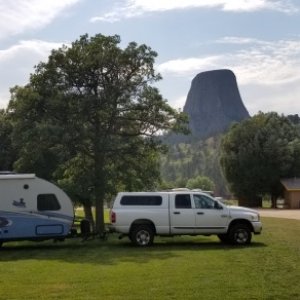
[130,225,154,247]
[229,224,252,245]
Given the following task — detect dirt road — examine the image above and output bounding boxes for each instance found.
[257,209,300,220]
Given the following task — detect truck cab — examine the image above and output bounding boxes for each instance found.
[169,193,228,235]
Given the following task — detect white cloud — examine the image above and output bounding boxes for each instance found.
[221,0,296,12]
[157,38,300,86]
[0,40,64,62]
[240,82,300,115]
[0,40,65,107]
[91,0,298,22]
[157,56,220,77]
[0,0,81,40]
[216,36,270,45]
[172,95,188,110]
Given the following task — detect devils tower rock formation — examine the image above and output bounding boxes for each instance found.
[183,69,249,139]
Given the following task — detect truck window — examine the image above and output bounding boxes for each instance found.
[193,194,214,209]
[120,195,162,206]
[175,194,191,209]
[37,194,61,211]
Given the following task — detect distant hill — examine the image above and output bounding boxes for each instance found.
[184,69,249,139]
[160,136,229,196]
[160,69,249,196]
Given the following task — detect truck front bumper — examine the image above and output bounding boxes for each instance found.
[252,221,262,234]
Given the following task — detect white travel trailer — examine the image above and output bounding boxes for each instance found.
[0,173,74,247]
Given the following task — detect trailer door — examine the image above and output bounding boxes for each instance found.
[35,194,64,235]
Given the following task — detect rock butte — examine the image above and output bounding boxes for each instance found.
[183,69,250,139]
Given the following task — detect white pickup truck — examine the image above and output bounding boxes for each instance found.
[110,191,262,246]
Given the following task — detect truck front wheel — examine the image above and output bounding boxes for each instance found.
[217,234,230,244]
[229,224,252,245]
[130,225,154,247]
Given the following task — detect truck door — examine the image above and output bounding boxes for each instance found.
[170,194,195,234]
[193,194,229,234]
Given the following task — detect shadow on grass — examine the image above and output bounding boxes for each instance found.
[0,234,267,266]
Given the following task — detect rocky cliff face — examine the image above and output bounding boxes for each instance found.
[183,69,249,139]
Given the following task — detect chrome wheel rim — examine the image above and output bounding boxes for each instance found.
[136,230,150,246]
[234,229,248,244]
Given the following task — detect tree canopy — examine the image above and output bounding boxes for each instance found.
[220,112,300,207]
[186,175,215,191]
[0,110,15,170]
[7,33,188,233]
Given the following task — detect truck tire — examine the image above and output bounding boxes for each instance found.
[217,234,230,244]
[0,241,3,248]
[229,224,252,245]
[130,225,154,247]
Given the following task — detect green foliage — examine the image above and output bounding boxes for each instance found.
[220,112,300,206]
[55,153,95,205]
[160,136,228,195]
[186,175,215,191]
[1,218,300,299]
[8,86,64,180]
[0,110,15,170]
[6,33,188,232]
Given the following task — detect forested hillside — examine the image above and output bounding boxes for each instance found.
[160,135,229,196]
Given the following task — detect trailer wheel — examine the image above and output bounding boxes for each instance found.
[130,225,154,247]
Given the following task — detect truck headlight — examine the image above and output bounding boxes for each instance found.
[251,214,260,222]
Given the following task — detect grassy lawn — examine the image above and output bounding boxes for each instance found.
[1,217,300,300]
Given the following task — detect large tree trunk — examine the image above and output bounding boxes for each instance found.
[94,149,106,235]
[83,202,95,231]
[271,195,277,208]
[95,186,105,235]
[93,112,112,235]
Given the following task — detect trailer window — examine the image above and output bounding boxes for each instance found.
[120,195,162,206]
[37,194,61,211]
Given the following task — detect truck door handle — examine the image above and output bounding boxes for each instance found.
[197,212,204,215]
[174,212,180,215]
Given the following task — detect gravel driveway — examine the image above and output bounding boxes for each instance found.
[257,209,300,220]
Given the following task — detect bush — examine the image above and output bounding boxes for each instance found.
[186,176,215,191]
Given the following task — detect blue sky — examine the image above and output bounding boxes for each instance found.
[1,0,300,115]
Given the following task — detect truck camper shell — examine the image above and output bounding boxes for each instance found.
[0,173,74,246]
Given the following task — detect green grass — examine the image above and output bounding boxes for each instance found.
[1,218,300,299]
